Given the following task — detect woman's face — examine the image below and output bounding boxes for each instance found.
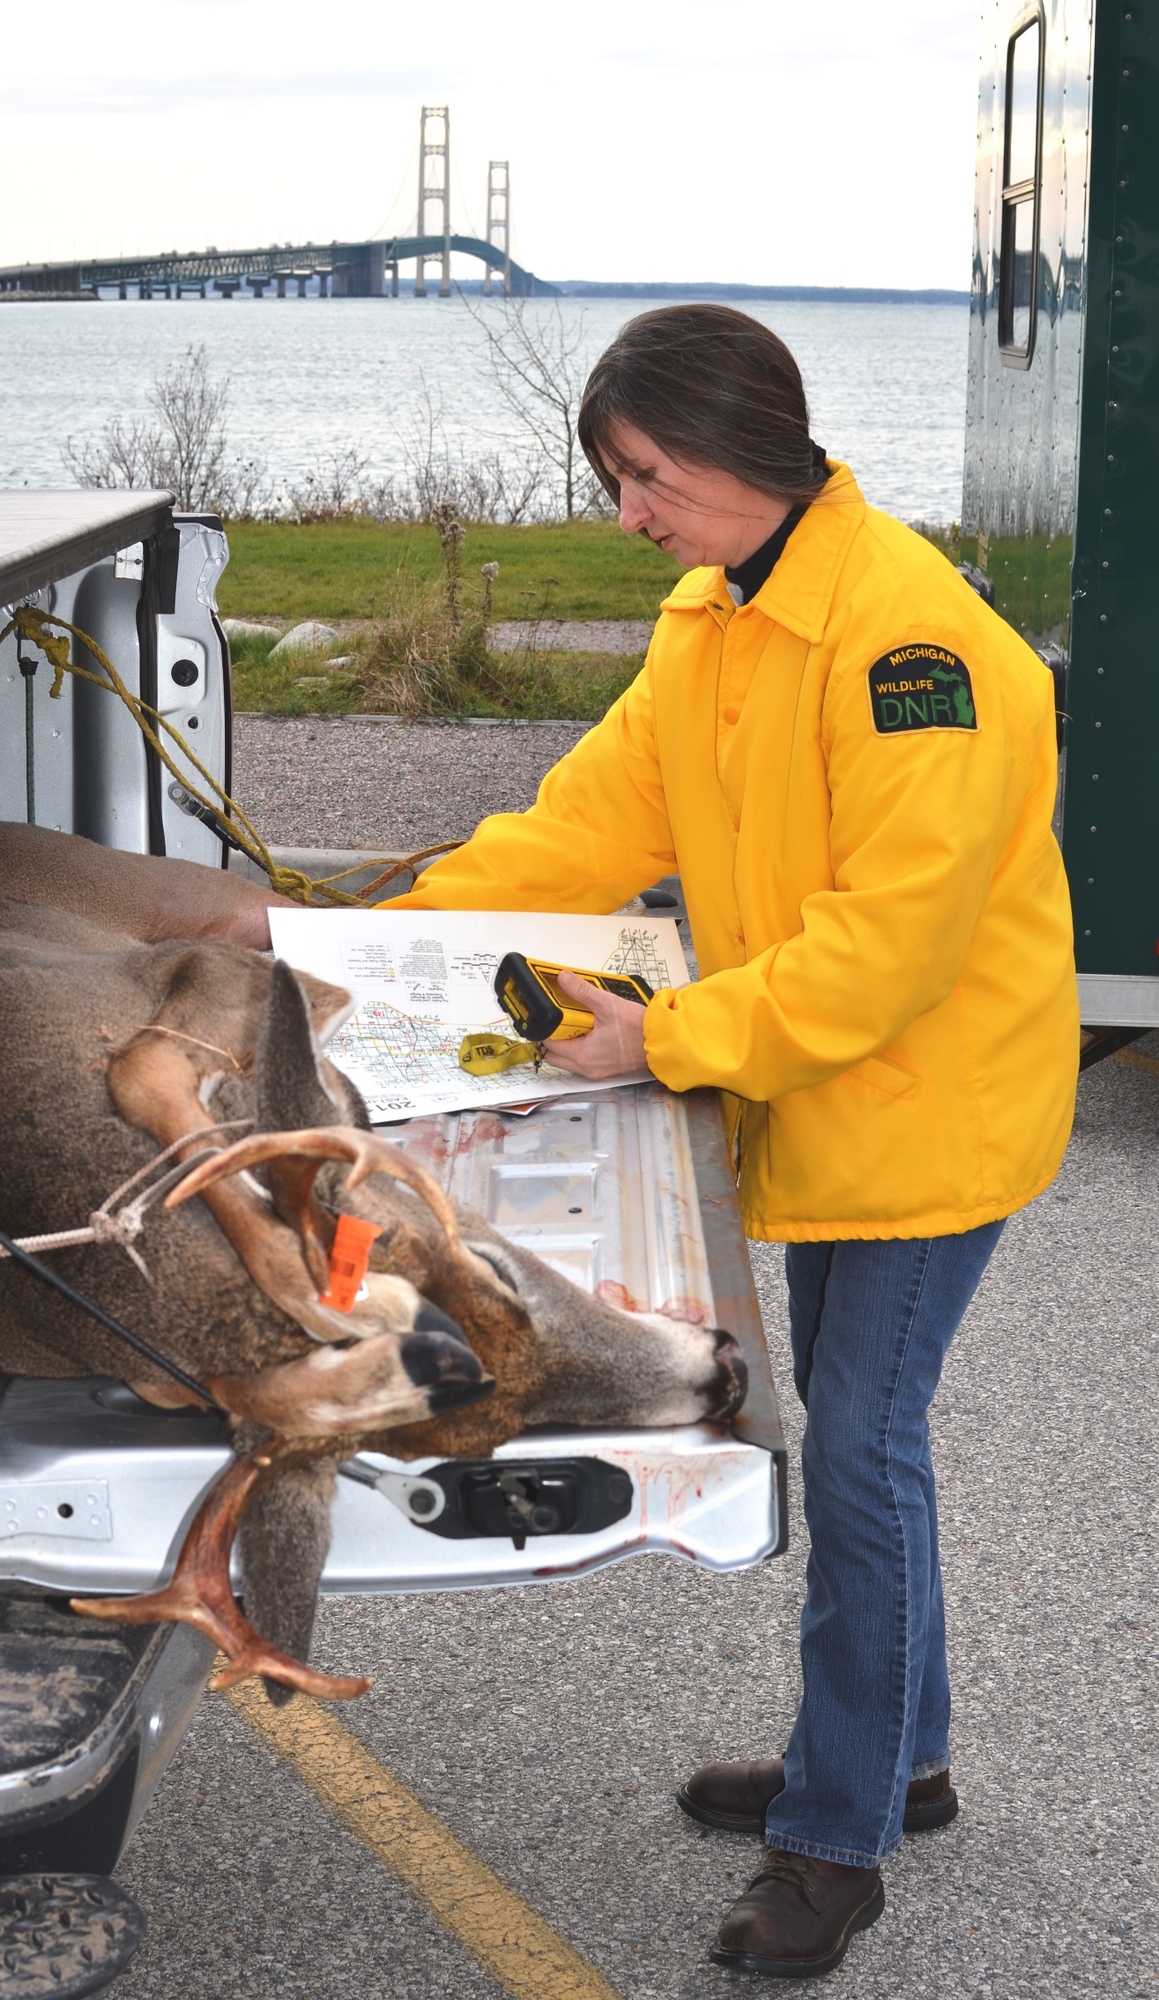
[602,420,792,570]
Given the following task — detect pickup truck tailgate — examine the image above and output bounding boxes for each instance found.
[1,1084,786,1597]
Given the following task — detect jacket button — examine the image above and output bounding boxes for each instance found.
[722,705,740,724]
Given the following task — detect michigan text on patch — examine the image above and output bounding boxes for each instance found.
[868,646,977,734]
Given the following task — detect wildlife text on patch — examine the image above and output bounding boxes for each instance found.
[868,645,977,735]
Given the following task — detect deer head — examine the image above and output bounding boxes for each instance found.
[72,952,499,1698]
[28,913,745,1699]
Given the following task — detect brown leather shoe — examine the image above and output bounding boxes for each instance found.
[677,1758,957,1836]
[711,1848,885,1978]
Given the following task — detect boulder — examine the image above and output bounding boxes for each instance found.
[268,620,339,661]
[222,618,282,644]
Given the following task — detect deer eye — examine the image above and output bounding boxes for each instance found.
[465,1241,521,1297]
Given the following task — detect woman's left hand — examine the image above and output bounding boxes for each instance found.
[542,969,650,1080]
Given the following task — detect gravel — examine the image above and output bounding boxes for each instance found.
[232,715,589,850]
[488,619,654,655]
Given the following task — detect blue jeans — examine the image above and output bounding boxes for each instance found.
[764,1223,1004,1867]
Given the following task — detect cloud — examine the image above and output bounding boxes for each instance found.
[0,69,451,118]
[0,0,984,287]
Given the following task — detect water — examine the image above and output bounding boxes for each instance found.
[0,296,968,525]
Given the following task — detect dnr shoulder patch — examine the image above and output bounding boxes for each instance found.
[868,645,977,734]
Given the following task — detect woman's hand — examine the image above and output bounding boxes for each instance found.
[541,970,650,1081]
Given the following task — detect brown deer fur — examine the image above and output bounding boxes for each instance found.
[0,826,746,1694]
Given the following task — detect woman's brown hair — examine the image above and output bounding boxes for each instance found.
[578,303,826,508]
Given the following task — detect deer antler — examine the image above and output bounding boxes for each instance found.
[166,1125,461,1253]
[71,1435,371,1699]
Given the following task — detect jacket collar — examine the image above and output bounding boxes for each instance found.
[658,460,866,645]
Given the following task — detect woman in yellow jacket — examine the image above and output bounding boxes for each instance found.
[389,306,1078,1979]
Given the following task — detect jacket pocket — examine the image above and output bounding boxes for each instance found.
[846,1052,923,1100]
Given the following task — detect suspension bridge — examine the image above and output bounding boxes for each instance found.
[0,107,555,301]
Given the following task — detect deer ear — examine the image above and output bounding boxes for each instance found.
[256,959,349,1134]
[297,967,358,1048]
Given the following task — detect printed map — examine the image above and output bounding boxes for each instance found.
[327,1000,573,1120]
[602,927,672,990]
[268,908,689,1119]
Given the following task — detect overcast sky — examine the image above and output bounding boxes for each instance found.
[1,0,983,288]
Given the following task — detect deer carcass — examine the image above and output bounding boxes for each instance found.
[0,828,747,1698]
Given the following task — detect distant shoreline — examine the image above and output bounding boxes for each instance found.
[550,282,969,305]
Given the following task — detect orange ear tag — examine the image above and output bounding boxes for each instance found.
[319,1214,383,1312]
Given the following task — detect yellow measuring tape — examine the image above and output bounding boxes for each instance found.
[458,1032,543,1077]
[1,605,460,908]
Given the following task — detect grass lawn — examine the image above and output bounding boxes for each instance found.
[219,518,680,625]
[221,516,962,721]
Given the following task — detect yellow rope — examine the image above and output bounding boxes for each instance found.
[1,605,461,908]
[125,1023,249,1072]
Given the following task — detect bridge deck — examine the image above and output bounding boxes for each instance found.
[0,236,552,297]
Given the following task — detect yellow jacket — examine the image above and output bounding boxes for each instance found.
[388,463,1078,1242]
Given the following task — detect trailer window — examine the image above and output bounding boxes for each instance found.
[999,10,1044,367]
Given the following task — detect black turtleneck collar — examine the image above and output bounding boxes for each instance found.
[724,442,830,606]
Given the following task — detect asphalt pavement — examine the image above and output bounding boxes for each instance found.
[111,1042,1159,2000]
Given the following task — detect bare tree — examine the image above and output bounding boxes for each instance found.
[286,445,373,520]
[63,415,170,494]
[465,296,597,520]
[149,344,233,510]
[393,375,548,525]
[62,336,577,524]
[63,345,263,514]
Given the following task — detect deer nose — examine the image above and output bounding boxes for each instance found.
[400,1311,493,1413]
[707,1327,748,1420]
[414,1301,469,1342]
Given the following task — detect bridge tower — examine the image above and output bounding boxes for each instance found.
[415,105,451,298]
[482,160,511,297]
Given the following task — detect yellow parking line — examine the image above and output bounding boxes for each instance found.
[1111,1047,1159,1077]
[226,1677,621,2000]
